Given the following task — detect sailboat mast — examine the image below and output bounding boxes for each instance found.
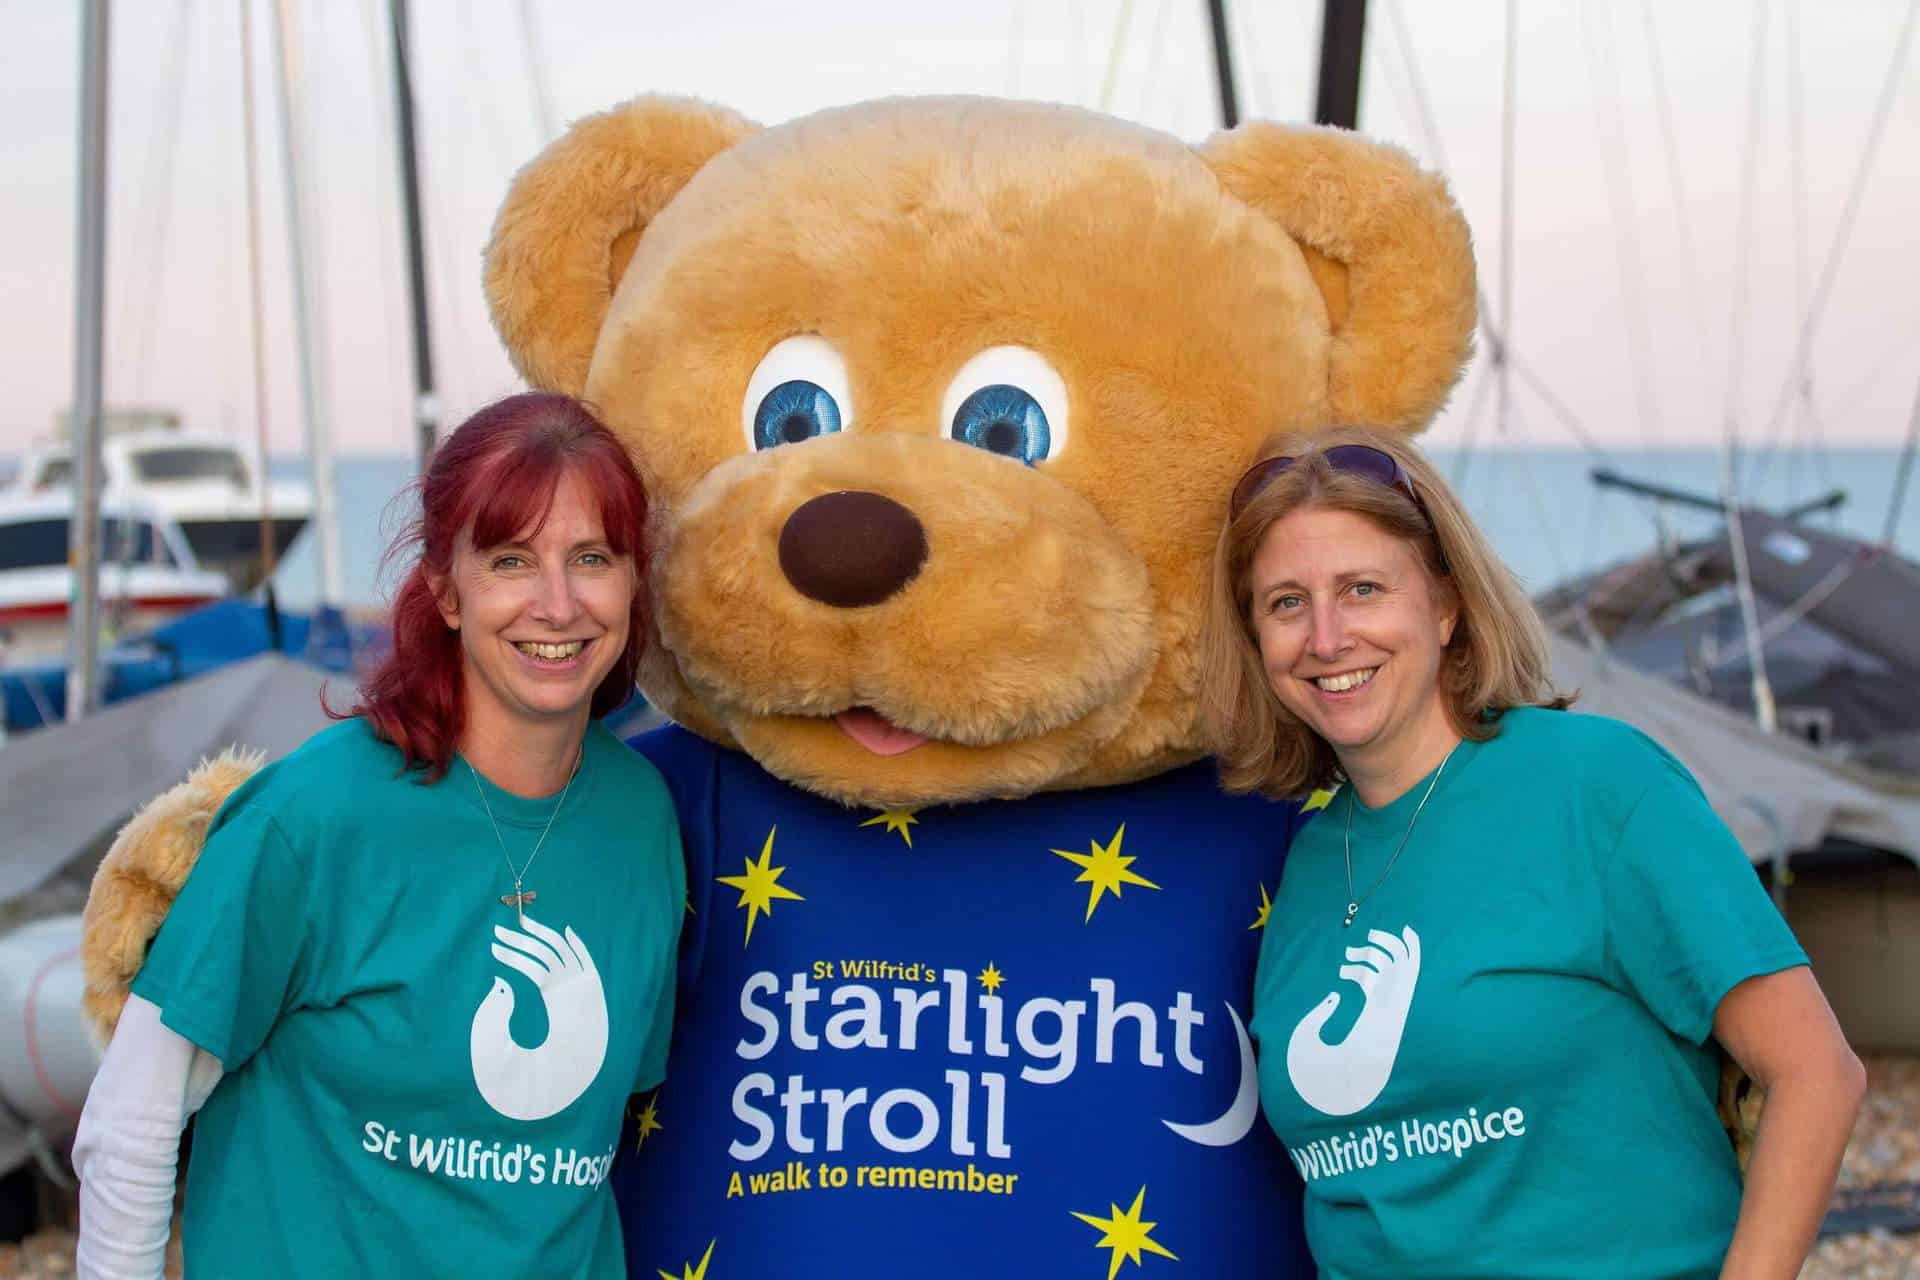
[239,0,278,592]
[387,0,439,467]
[66,0,111,723]
[1313,0,1368,128]
[269,0,345,605]
[1204,0,1239,129]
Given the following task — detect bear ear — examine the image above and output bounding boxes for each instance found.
[1200,123,1477,432]
[484,96,761,396]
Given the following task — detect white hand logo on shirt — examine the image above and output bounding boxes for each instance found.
[470,914,610,1122]
[1286,925,1421,1117]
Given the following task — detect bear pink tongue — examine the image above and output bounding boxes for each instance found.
[833,708,930,757]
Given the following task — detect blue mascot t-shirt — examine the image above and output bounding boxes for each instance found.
[616,725,1315,1279]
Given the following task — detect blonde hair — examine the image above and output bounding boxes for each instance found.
[1199,425,1569,799]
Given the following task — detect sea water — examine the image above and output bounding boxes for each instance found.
[6,449,1915,610]
[238,448,1920,609]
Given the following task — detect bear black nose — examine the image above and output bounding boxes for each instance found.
[778,491,928,608]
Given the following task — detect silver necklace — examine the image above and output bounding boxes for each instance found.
[1342,741,1460,928]
[467,749,581,925]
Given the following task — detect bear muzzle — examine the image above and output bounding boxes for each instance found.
[648,431,1163,802]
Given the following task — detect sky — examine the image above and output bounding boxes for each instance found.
[0,0,1915,464]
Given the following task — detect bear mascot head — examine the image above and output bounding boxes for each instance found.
[483,95,1474,804]
[82,95,1475,1277]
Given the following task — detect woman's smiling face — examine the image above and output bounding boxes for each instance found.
[438,468,636,737]
[1248,505,1457,775]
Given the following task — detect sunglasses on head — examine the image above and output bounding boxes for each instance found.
[1229,443,1449,572]
[1228,443,1423,520]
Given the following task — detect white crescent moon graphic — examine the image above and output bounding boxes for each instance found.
[1162,1003,1259,1147]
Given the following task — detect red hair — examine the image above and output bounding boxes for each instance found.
[340,393,650,780]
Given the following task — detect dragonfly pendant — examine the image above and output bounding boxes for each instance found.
[501,885,537,925]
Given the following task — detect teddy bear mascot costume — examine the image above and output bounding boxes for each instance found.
[82,95,1474,1277]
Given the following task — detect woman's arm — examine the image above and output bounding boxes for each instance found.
[72,995,225,1280]
[1714,966,1865,1280]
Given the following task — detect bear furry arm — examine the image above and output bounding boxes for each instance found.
[80,746,263,1045]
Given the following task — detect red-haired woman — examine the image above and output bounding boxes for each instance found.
[74,394,683,1280]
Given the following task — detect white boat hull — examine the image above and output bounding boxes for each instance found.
[0,568,227,664]
[0,915,96,1174]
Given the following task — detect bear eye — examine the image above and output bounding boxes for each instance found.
[940,346,1070,466]
[753,381,842,449]
[741,335,852,452]
[950,385,1049,464]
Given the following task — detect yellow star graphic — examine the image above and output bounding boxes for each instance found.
[1052,824,1161,923]
[1250,882,1273,931]
[658,1239,715,1280]
[630,1093,663,1151]
[859,808,920,847]
[1304,786,1338,813]
[978,962,1005,994]
[1072,1186,1179,1280]
[716,828,804,945]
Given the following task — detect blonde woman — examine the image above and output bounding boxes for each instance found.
[1200,426,1861,1279]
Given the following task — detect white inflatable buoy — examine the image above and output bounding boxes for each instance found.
[0,914,98,1176]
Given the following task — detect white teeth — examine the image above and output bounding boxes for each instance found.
[516,640,584,661]
[1314,668,1377,693]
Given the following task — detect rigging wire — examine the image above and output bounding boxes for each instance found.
[1070,0,1087,108]
[358,0,412,445]
[269,0,347,604]
[122,0,197,401]
[1583,1,1663,453]
[422,93,482,430]
[1747,0,1918,491]
[1096,0,1138,114]
[1509,355,1616,464]
[1384,0,1611,471]
[1293,0,1323,118]
[1572,480,1613,647]
[238,0,278,582]
[1007,1,1023,99]
[403,2,489,423]
[1654,369,1917,677]
[461,0,523,179]
[518,0,557,142]
[1885,372,1920,549]
[1446,358,1494,492]
[1391,0,1574,589]
[1363,0,1417,147]
[1782,0,1813,508]
[211,8,243,443]
[1378,1,1504,369]
[1132,0,1175,126]
[1510,416,1574,590]
[1720,0,1778,733]
[1382,0,1627,600]
[1821,321,1920,427]
[1496,0,1517,431]
[212,109,240,441]
[1383,0,1448,167]
[1636,1,1715,395]
[1589,2,1681,610]
[1707,545,1889,676]
[1491,0,1520,550]
[1229,0,1270,120]
[1721,0,1769,460]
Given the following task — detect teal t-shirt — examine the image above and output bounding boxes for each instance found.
[1252,708,1807,1280]
[132,717,684,1279]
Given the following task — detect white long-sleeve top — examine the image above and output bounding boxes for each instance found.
[72,995,225,1280]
